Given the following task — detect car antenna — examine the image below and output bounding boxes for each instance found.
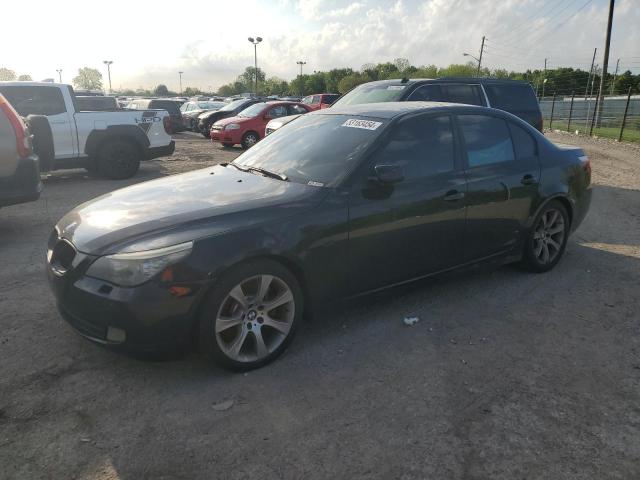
[401,77,409,83]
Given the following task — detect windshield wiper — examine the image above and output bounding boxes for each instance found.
[247,166,288,181]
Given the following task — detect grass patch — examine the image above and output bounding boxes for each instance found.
[546,119,640,143]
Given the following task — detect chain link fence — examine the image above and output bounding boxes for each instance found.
[539,90,640,143]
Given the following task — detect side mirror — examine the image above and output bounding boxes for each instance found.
[372,164,404,184]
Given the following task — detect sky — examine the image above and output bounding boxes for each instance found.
[2,0,639,91]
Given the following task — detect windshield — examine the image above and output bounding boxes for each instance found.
[220,99,250,112]
[332,83,406,107]
[232,114,386,186]
[238,103,266,118]
[197,102,223,109]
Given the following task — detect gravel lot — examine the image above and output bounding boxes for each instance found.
[1,131,639,479]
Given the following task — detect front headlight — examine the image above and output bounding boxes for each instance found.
[225,123,241,130]
[85,241,193,287]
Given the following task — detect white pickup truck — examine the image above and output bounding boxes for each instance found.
[0,82,175,179]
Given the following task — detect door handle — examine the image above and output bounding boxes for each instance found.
[521,174,537,185]
[444,190,465,201]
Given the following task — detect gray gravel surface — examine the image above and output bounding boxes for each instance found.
[1,132,639,479]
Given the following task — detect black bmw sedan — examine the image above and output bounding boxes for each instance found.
[47,102,591,370]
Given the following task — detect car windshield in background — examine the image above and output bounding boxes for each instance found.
[332,83,406,106]
[237,103,266,117]
[220,99,250,112]
[197,102,223,109]
[232,114,385,186]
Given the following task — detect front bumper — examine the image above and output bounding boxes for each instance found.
[210,128,242,145]
[0,155,42,207]
[47,248,205,352]
[146,140,175,160]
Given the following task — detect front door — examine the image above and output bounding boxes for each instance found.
[348,114,467,294]
[456,113,541,261]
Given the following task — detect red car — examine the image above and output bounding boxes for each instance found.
[301,93,340,111]
[210,101,311,149]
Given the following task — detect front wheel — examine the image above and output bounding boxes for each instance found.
[241,131,259,149]
[198,259,303,371]
[521,200,569,272]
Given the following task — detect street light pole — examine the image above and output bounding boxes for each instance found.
[248,36,263,96]
[296,60,306,76]
[103,61,113,93]
[56,69,62,83]
[178,71,183,95]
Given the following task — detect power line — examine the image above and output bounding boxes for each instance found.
[489,0,571,42]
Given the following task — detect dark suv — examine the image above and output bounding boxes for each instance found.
[332,78,543,132]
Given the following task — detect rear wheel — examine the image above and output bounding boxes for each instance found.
[97,139,140,179]
[25,115,54,172]
[521,200,569,272]
[241,131,259,149]
[198,259,303,371]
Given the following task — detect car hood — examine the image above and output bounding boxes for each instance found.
[57,165,326,255]
[214,115,251,127]
[199,109,233,121]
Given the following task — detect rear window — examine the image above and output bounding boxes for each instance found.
[484,84,538,112]
[76,96,118,111]
[321,94,340,104]
[0,86,66,116]
[332,83,406,107]
[149,100,180,115]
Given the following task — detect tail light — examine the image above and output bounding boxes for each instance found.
[579,155,591,184]
[162,116,172,134]
[0,95,31,158]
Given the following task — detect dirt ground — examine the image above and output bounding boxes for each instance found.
[1,131,639,479]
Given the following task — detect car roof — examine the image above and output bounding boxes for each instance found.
[315,101,494,119]
[357,77,532,87]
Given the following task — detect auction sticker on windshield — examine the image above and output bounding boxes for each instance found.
[341,119,383,130]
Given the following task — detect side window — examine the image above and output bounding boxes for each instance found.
[407,84,447,102]
[268,105,288,118]
[372,115,455,179]
[288,104,307,115]
[301,96,312,105]
[458,115,515,168]
[445,84,484,106]
[509,122,537,159]
[0,86,66,116]
[312,95,321,104]
[484,84,538,111]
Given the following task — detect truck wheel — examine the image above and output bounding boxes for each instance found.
[97,140,140,179]
[25,115,54,172]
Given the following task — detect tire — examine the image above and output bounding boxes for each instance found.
[97,139,140,180]
[241,131,260,149]
[200,121,212,138]
[222,143,234,148]
[84,159,99,175]
[25,115,54,172]
[198,259,303,371]
[521,200,570,273]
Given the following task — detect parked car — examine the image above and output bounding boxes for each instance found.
[76,96,120,111]
[301,93,340,110]
[332,78,543,131]
[211,101,311,148]
[197,98,263,138]
[0,94,43,207]
[180,101,225,131]
[0,83,175,179]
[47,102,591,370]
[265,114,302,135]
[127,98,184,133]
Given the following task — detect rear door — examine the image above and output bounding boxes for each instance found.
[0,85,76,158]
[457,113,541,261]
[348,114,467,293]
[483,83,542,131]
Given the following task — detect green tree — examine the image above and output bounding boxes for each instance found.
[323,68,354,93]
[263,77,289,96]
[154,84,169,96]
[615,70,637,95]
[238,66,266,92]
[17,74,33,81]
[0,67,16,81]
[73,67,103,90]
[394,58,411,73]
[337,73,372,94]
[183,87,203,96]
[304,73,326,94]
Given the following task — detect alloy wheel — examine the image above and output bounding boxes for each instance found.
[215,274,295,363]
[532,208,565,265]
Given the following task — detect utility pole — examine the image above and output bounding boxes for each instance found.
[178,71,183,95]
[610,58,620,95]
[103,61,113,93]
[595,0,615,126]
[585,47,597,99]
[477,35,485,77]
[56,69,62,83]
